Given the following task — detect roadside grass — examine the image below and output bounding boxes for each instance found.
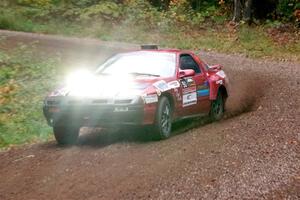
[0,42,62,148]
[0,4,299,61]
[64,24,300,61]
[80,21,300,61]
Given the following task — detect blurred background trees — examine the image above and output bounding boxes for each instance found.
[6,0,299,24]
[0,0,299,34]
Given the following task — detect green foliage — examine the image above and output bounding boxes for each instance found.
[122,0,162,28]
[237,26,273,56]
[276,0,298,20]
[167,0,193,23]
[189,0,219,11]
[80,1,121,21]
[0,9,35,32]
[265,19,283,28]
[0,14,13,30]
[0,43,61,148]
[71,0,101,8]
[17,0,52,8]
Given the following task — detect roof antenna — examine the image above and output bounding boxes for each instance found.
[141,44,158,50]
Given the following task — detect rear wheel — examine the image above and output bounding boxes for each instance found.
[53,126,80,145]
[210,91,224,121]
[152,96,172,140]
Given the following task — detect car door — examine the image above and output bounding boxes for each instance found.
[178,53,210,116]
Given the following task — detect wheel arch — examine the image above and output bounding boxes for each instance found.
[210,82,228,101]
[218,85,228,100]
[160,92,175,113]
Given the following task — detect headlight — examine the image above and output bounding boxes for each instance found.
[116,89,140,99]
[66,69,98,97]
[66,70,139,98]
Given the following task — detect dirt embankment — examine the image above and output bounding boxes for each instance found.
[0,30,299,200]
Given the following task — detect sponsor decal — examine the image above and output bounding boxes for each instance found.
[153,80,169,92]
[197,84,208,90]
[181,79,197,106]
[143,94,158,104]
[180,79,188,88]
[114,107,129,112]
[167,80,180,89]
[197,81,210,90]
[185,77,195,86]
[204,81,209,87]
[197,89,210,97]
[196,82,210,97]
[153,80,180,94]
[182,85,196,94]
[183,92,197,107]
[216,70,226,78]
[216,80,223,85]
[180,77,196,88]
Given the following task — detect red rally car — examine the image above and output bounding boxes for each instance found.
[43,45,229,144]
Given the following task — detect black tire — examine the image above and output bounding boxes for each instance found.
[210,91,224,121]
[152,96,172,140]
[53,126,80,145]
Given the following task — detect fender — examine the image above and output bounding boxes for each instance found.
[208,67,228,100]
[209,76,227,100]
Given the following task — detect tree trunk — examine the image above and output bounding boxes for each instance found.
[233,0,242,22]
[243,0,253,23]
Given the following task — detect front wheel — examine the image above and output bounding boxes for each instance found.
[53,126,80,145]
[210,91,224,121]
[152,96,172,140]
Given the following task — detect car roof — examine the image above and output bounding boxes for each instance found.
[122,49,194,55]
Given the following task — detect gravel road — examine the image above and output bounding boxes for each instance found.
[0,30,299,200]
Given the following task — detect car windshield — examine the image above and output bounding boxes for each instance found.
[96,51,176,77]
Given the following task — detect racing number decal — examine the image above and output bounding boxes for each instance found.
[182,91,197,107]
[180,77,197,107]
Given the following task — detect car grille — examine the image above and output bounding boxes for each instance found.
[92,99,108,104]
[114,99,132,104]
[68,100,82,105]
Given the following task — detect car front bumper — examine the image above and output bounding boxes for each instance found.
[43,97,156,127]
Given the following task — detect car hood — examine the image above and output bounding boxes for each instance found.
[48,75,165,99]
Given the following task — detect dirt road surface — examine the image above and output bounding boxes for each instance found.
[0,30,299,200]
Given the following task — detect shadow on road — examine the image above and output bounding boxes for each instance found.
[73,117,216,148]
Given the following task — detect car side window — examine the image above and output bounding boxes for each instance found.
[179,54,201,74]
[200,61,209,71]
[196,55,209,71]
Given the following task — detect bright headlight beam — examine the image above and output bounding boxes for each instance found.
[66,69,138,98]
[66,69,98,97]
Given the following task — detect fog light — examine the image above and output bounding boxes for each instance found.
[49,107,60,113]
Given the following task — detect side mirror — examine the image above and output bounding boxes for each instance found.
[209,64,223,71]
[179,69,195,78]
